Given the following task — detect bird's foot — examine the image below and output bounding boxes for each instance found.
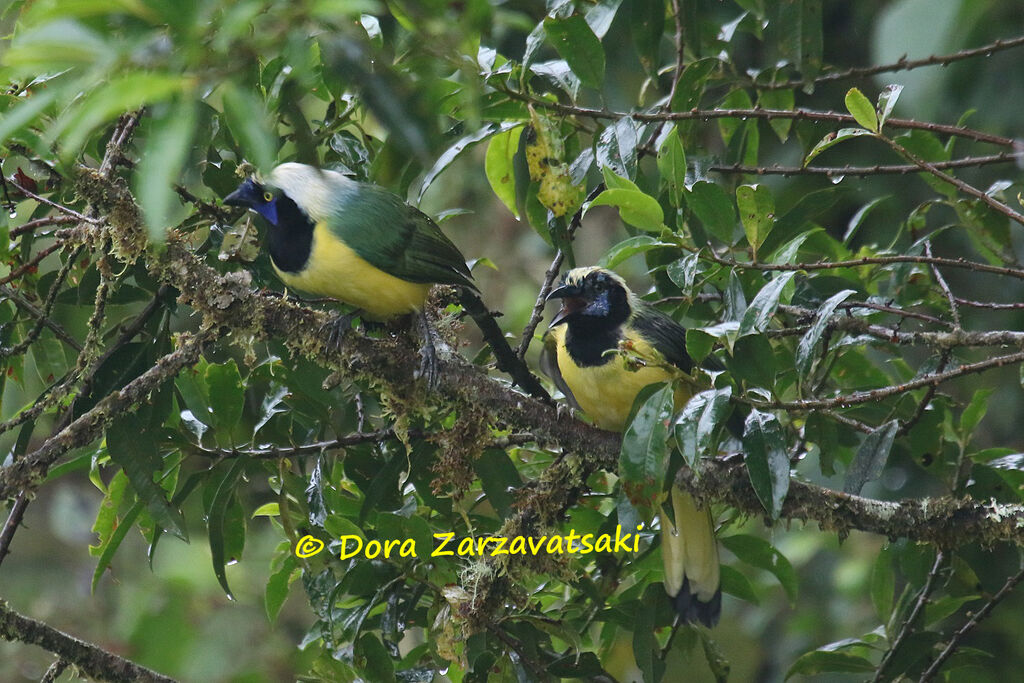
[414,310,440,390]
[556,403,578,422]
[320,311,359,351]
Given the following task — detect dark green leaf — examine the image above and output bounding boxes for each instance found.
[844,420,898,495]
[719,564,760,605]
[795,289,855,376]
[742,410,790,519]
[205,359,244,442]
[474,448,523,517]
[785,651,875,679]
[674,387,733,467]
[758,88,795,142]
[870,543,895,622]
[619,383,675,519]
[687,181,737,243]
[596,116,640,178]
[657,126,686,207]
[633,585,666,683]
[728,334,776,388]
[106,416,188,540]
[598,235,673,268]
[720,534,797,602]
[543,14,605,89]
[738,271,796,336]
[803,127,874,166]
[736,184,775,258]
[208,458,247,598]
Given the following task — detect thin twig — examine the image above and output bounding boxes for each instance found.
[707,250,1024,282]
[738,350,1024,412]
[515,184,605,359]
[880,135,1024,226]
[925,242,960,328]
[0,242,63,286]
[919,564,1024,682]
[1,246,84,358]
[761,34,1024,90]
[496,86,1019,148]
[872,552,945,682]
[0,284,83,351]
[709,152,1024,177]
[9,215,78,239]
[6,178,99,224]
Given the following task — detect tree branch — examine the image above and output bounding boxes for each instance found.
[0,599,176,683]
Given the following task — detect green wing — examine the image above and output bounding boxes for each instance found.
[539,330,581,411]
[325,182,475,289]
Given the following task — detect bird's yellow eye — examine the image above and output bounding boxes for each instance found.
[262,191,273,202]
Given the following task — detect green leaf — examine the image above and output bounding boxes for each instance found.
[221,82,276,172]
[265,554,298,622]
[619,383,675,519]
[0,91,58,149]
[355,633,396,682]
[742,410,790,520]
[106,416,188,540]
[876,84,903,127]
[685,328,716,363]
[657,126,687,207]
[960,387,994,438]
[738,271,796,336]
[208,458,248,599]
[484,124,524,219]
[674,387,733,467]
[419,122,519,202]
[803,127,874,166]
[845,87,878,131]
[474,448,523,517]
[758,88,795,142]
[543,14,605,89]
[687,181,737,243]
[843,196,891,245]
[54,72,187,159]
[251,502,280,517]
[844,420,899,495]
[667,253,698,294]
[589,188,665,231]
[91,499,144,593]
[633,585,666,683]
[785,651,875,679]
[205,359,244,442]
[719,564,760,605]
[596,116,640,178]
[795,289,855,376]
[736,184,775,259]
[870,544,895,622]
[598,235,674,269]
[728,334,776,388]
[630,0,665,75]
[135,97,197,241]
[720,534,798,602]
[670,57,719,112]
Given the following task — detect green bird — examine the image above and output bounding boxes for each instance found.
[224,162,547,397]
[540,266,724,627]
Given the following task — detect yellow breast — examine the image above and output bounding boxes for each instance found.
[553,327,692,432]
[274,222,431,320]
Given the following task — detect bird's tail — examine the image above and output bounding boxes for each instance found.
[456,289,550,402]
[659,485,721,627]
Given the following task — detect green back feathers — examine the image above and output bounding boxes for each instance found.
[268,163,475,290]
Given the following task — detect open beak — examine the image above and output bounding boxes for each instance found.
[546,284,585,328]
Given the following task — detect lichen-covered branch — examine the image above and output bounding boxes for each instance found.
[679,458,1024,548]
[0,599,176,683]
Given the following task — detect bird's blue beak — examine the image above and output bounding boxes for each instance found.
[546,283,585,328]
[223,178,260,208]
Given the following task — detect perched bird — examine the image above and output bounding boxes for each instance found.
[540,266,723,627]
[224,162,547,397]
